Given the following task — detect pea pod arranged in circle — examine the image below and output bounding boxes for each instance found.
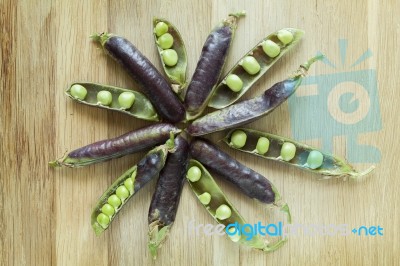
[187,54,324,136]
[153,18,188,99]
[49,123,181,168]
[190,138,279,204]
[208,28,304,109]
[148,135,189,259]
[91,33,185,123]
[184,11,246,120]
[66,82,159,121]
[224,128,375,178]
[186,159,290,252]
[91,142,171,235]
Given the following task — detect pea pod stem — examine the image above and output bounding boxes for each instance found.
[187,54,324,136]
[224,128,375,179]
[186,160,290,252]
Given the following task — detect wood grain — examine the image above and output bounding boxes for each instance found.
[1,0,399,265]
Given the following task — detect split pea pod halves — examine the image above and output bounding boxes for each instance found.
[187,54,324,136]
[208,28,304,109]
[148,135,189,259]
[186,160,290,252]
[190,138,279,204]
[49,123,180,168]
[66,82,159,121]
[92,33,185,123]
[91,143,170,235]
[153,18,188,98]
[225,128,375,178]
[184,11,245,120]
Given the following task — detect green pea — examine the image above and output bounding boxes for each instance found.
[118,92,135,109]
[161,49,178,66]
[116,186,129,201]
[227,227,241,242]
[198,192,211,205]
[240,56,260,75]
[277,30,294,45]
[157,33,174,49]
[280,142,296,161]
[97,90,112,106]
[101,203,115,217]
[226,74,243,92]
[230,130,247,148]
[70,84,87,100]
[96,213,110,228]
[262,40,280,58]
[124,177,134,194]
[306,150,324,169]
[256,137,270,155]
[155,22,169,37]
[187,166,201,182]
[215,204,232,220]
[107,194,121,208]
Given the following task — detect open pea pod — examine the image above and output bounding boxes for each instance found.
[91,144,170,235]
[153,18,188,99]
[66,82,159,121]
[208,28,304,109]
[186,159,291,252]
[224,128,375,179]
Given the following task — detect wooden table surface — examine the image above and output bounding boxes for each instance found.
[1,0,399,265]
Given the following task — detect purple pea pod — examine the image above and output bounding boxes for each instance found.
[187,54,324,136]
[49,123,181,168]
[190,138,279,204]
[184,11,245,120]
[92,33,185,123]
[148,134,189,259]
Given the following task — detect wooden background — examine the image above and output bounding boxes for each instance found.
[1,0,399,265]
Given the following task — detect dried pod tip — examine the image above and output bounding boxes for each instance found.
[229,10,246,18]
[90,32,111,47]
[48,160,60,168]
[301,53,325,71]
[348,165,376,179]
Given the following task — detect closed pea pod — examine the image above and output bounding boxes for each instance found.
[208,28,304,109]
[65,82,158,121]
[184,11,245,120]
[187,54,323,136]
[92,33,185,123]
[148,135,189,259]
[49,123,180,168]
[187,160,290,252]
[224,128,375,178]
[91,142,172,235]
[190,138,279,204]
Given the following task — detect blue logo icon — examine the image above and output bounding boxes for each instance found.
[288,39,382,163]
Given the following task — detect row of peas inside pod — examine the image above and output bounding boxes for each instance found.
[67,83,159,121]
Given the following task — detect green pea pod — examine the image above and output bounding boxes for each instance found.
[91,143,171,235]
[224,128,375,179]
[153,18,188,99]
[66,82,159,121]
[209,28,304,109]
[186,159,291,252]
